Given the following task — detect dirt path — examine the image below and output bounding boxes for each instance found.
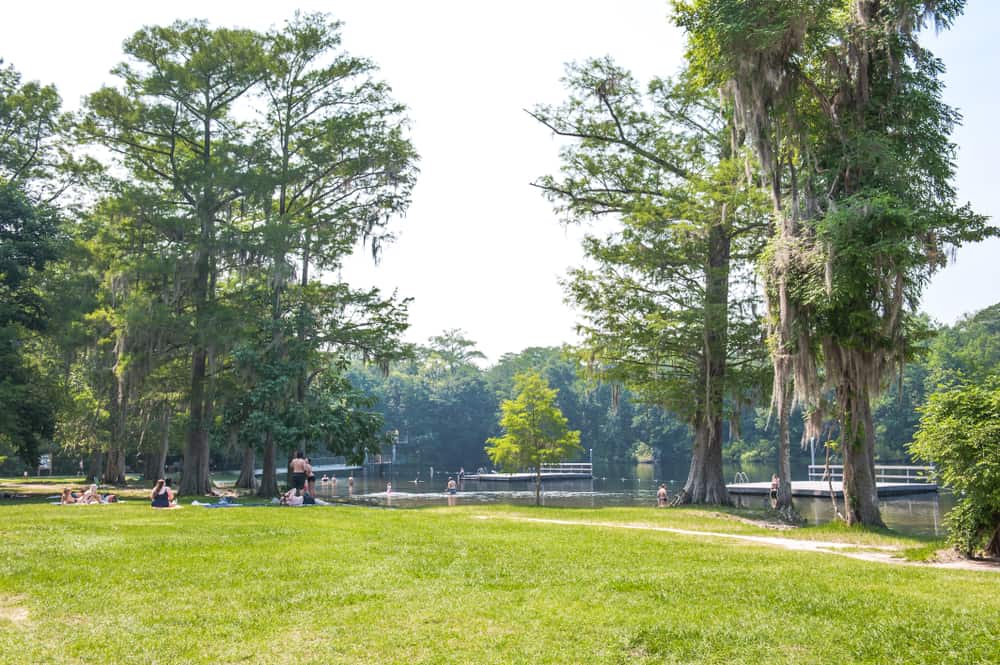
[475,514,1000,573]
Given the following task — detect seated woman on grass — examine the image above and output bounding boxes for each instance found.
[60,488,77,504]
[150,479,177,509]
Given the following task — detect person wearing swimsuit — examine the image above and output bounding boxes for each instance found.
[305,457,316,496]
[289,451,307,492]
[151,479,173,508]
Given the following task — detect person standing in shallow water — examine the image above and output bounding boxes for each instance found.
[657,484,668,507]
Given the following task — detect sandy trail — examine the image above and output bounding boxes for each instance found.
[474,514,1000,572]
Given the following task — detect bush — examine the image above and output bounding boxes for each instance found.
[910,380,1000,556]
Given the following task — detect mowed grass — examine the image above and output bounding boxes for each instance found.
[0,502,997,664]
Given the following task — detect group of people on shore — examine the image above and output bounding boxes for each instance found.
[60,485,118,505]
[281,450,319,506]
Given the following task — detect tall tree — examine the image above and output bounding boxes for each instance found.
[0,61,79,466]
[486,371,582,506]
[241,12,417,495]
[0,183,61,465]
[83,22,266,494]
[531,59,769,504]
[674,0,993,524]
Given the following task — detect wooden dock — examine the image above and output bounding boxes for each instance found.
[469,472,593,481]
[726,480,938,498]
[466,462,593,481]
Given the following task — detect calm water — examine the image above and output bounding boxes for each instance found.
[289,462,953,538]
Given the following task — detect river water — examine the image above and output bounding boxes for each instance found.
[297,462,953,538]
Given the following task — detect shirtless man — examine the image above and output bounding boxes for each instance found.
[657,484,668,507]
[289,451,308,494]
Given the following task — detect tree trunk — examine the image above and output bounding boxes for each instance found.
[181,193,214,496]
[142,453,159,485]
[986,519,1000,558]
[103,364,127,486]
[839,386,884,527]
[535,468,542,507]
[155,409,170,481]
[775,379,794,510]
[143,410,169,482]
[676,414,729,504]
[236,444,257,491]
[676,220,731,506]
[103,448,126,486]
[181,346,211,495]
[256,433,279,497]
[87,451,103,484]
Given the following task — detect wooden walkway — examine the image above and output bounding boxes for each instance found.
[467,472,593,481]
[726,480,938,498]
[466,462,593,482]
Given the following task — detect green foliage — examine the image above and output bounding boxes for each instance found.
[55,14,417,490]
[910,380,1000,556]
[532,59,769,424]
[349,331,496,468]
[0,179,64,467]
[630,441,655,463]
[351,341,697,470]
[485,371,582,472]
[672,0,993,523]
[925,303,1000,389]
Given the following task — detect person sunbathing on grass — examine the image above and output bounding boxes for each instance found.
[80,484,102,504]
[150,478,177,508]
[60,488,77,505]
[280,488,304,506]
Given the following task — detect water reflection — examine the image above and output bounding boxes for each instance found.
[296,463,952,537]
[733,491,954,537]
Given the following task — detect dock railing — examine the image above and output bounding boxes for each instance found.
[538,462,593,475]
[808,464,936,484]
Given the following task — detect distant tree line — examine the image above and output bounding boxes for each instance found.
[341,312,1000,480]
[347,333,693,471]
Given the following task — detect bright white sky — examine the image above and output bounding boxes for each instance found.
[3,1,997,364]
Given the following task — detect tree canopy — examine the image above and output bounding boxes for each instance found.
[672,0,993,525]
[486,370,582,505]
[532,58,770,505]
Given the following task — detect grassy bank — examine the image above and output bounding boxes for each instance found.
[0,501,997,664]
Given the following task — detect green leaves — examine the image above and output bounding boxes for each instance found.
[911,378,1000,555]
[485,371,582,473]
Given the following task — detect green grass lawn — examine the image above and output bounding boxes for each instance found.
[0,501,997,664]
